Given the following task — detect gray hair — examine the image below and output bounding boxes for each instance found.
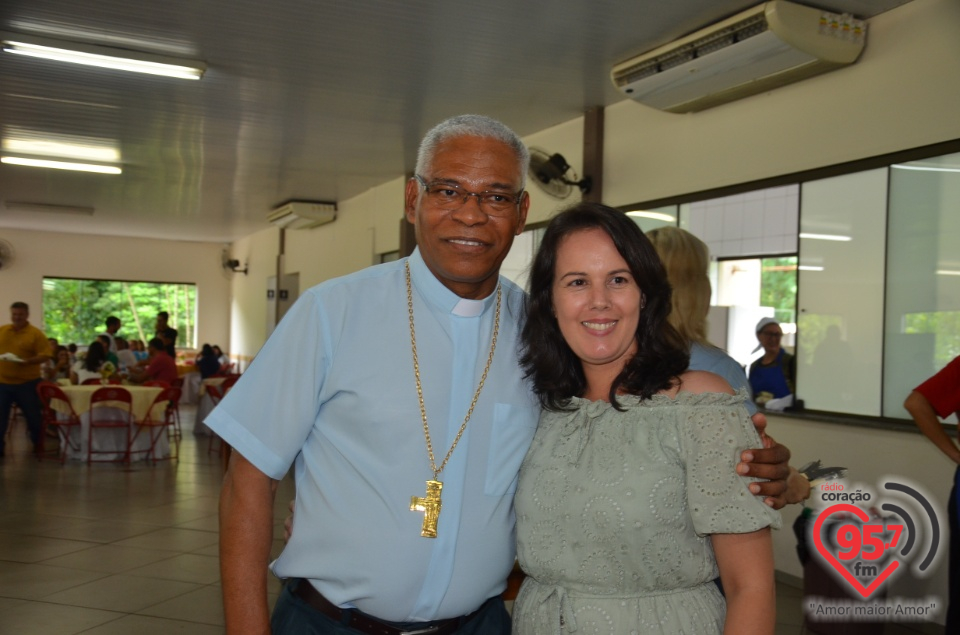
[415,114,530,189]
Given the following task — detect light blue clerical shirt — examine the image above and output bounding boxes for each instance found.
[205,248,539,622]
[689,341,757,415]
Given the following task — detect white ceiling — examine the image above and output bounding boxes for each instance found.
[0,0,912,243]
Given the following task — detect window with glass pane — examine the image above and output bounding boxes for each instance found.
[884,152,960,422]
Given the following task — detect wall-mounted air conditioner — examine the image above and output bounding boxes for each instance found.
[610,0,866,113]
[267,200,337,229]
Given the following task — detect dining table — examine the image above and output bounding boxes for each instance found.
[48,384,168,462]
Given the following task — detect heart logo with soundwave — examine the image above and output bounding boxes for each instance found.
[811,503,900,599]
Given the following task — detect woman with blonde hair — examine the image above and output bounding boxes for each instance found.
[646,226,755,413]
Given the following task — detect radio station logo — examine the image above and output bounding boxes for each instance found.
[805,477,944,623]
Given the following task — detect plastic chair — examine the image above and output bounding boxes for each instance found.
[88,386,133,464]
[131,386,181,464]
[36,381,81,463]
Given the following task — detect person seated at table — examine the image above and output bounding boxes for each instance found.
[212,345,231,374]
[45,346,72,382]
[128,337,178,385]
[71,341,108,385]
[130,339,149,362]
[97,335,120,369]
[115,337,138,371]
[195,344,221,379]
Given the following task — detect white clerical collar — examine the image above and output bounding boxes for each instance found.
[451,298,485,317]
[408,248,499,317]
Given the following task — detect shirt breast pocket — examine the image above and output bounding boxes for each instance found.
[484,402,539,496]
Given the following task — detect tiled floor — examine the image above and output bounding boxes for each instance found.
[0,406,935,634]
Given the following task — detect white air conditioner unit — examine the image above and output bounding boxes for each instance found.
[267,201,337,229]
[610,0,866,113]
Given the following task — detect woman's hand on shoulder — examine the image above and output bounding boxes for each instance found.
[677,370,735,396]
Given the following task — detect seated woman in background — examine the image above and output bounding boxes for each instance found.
[70,340,107,385]
[131,339,149,362]
[44,346,72,382]
[512,203,780,634]
[213,345,231,374]
[196,343,221,378]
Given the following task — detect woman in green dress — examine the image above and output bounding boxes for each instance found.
[513,203,780,634]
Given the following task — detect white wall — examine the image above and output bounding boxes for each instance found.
[0,227,231,350]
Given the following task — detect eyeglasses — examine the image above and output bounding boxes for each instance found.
[414,175,523,217]
[759,330,783,338]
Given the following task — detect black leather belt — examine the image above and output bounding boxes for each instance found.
[291,580,484,635]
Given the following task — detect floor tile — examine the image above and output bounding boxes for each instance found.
[137,584,224,626]
[0,533,97,563]
[111,526,218,552]
[78,613,224,635]
[40,573,203,613]
[39,543,175,574]
[125,553,220,584]
[0,562,107,600]
[0,600,121,635]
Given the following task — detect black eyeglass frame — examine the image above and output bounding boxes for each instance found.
[413,174,524,216]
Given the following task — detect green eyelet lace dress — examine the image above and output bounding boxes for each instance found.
[513,390,781,634]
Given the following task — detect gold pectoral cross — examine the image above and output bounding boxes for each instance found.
[410,479,443,538]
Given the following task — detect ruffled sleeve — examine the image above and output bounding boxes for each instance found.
[673,390,782,535]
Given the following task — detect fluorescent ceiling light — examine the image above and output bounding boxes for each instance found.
[3,137,119,162]
[2,156,121,174]
[798,265,825,271]
[892,164,960,173]
[626,211,676,223]
[937,270,960,276]
[799,232,852,242]
[1,32,205,80]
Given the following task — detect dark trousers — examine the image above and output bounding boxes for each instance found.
[947,465,960,633]
[271,580,511,635]
[0,378,43,454]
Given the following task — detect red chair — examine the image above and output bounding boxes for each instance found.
[88,386,133,464]
[206,375,240,456]
[131,386,181,464]
[36,381,81,463]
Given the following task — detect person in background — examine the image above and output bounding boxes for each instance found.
[70,340,108,385]
[513,204,778,634]
[155,311,178,357]
[115,337,138,371]
[749,317,796,405]
[97,334,120,368]
[131,339,149,362]
[0,301,53,457]
[648,227,811,505]
[213,345,231,374]
[45,346,73,382]
[40,337,60,380]
[67,342,78,364]
[100,316,121,355]
[196,344,221,379]
[128,337,178,385]
[903,355,960,633]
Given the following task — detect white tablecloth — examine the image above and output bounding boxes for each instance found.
[50,385,170,462]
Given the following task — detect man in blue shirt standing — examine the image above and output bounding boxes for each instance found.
[209,115,790,635]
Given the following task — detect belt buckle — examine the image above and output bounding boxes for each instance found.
[400,628,440,635]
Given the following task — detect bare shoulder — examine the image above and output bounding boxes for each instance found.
[677,370,735,396]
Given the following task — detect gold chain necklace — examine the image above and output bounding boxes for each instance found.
[405,261,500,538]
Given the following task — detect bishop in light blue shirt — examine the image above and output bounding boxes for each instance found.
[206,248,539,622]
